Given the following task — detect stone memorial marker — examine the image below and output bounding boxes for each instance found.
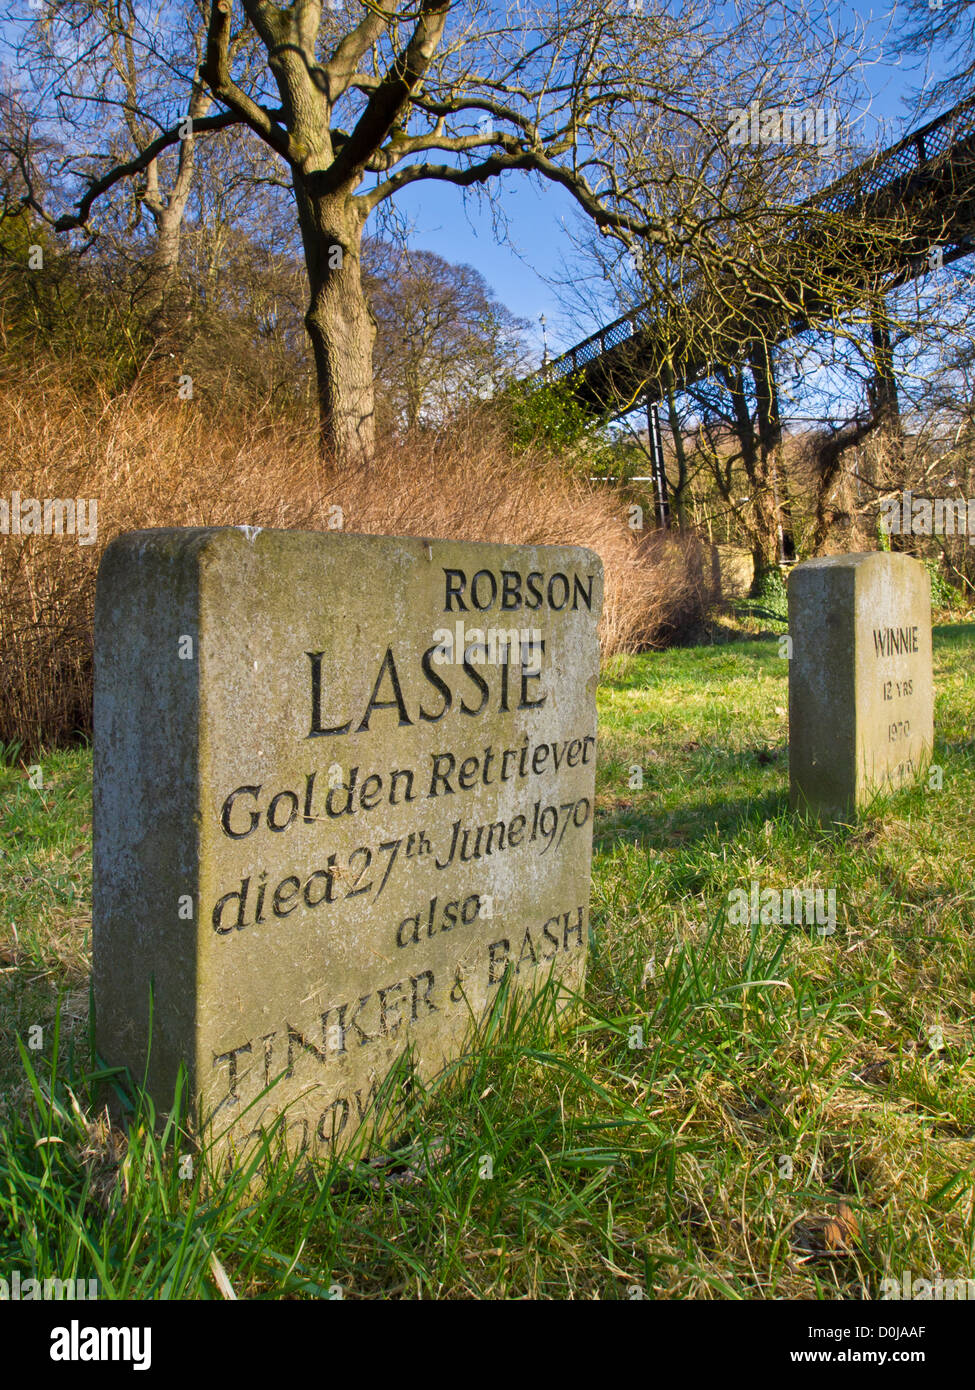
[788,551,934,821]
[94,528,602,1158]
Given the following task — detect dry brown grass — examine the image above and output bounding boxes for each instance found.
[0,361,715,753]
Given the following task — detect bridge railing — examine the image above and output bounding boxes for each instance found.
[810,93,975,216]
[539,94,975,386]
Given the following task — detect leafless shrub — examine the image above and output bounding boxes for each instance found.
[0,364,714,753]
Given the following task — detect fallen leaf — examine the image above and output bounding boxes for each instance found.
[823,1202,859,1251]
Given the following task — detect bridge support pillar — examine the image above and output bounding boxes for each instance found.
[647,398,671,529]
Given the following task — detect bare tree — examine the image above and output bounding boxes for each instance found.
[894,0,975,112]
[552,7,965,574]
[11,3,227,323]
[369,243,526,429]
[22,0,844,471]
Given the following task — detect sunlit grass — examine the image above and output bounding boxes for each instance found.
[1,625,972,1299]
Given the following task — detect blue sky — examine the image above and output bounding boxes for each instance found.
[391,4,957,365]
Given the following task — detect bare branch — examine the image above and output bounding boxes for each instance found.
[328,0,451,185]
[52,109,246,231]
[203,0,291,160]
[324,5,392,102]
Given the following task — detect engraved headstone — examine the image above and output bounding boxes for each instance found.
[788,551,934,821]
[93,528,602,1158]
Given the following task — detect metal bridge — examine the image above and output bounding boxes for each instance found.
[540,95,975,420]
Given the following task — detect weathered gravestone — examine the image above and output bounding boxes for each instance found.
[93,528,602,1158]
[788,552,934,821]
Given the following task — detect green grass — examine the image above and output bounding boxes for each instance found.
[1,625,973,1299]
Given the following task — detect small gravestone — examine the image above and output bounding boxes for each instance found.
[788,551,934,820]
[93,528,602,1158]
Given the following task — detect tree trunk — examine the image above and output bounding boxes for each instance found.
[294,179,376,469]
[141,204,186,328]
[725,362,780,590]
[867,299,906,550]
[808,415,883,555]
[749,340,793,565]
[138,84,211,333]
[869,300,901,435]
